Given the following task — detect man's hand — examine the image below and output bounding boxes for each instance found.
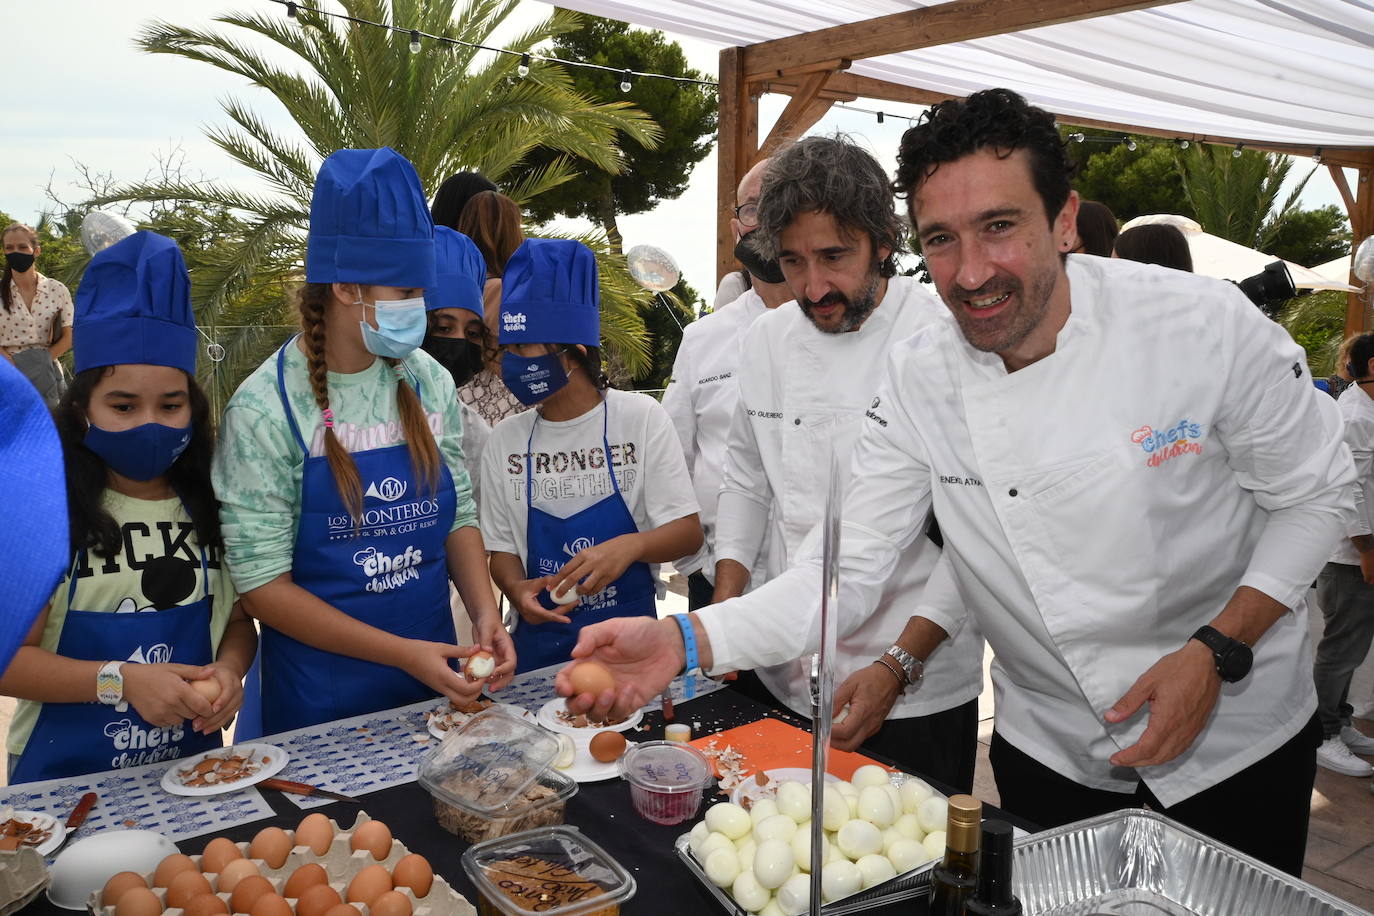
[123,663,217,727]
[550,535,641,600]
[1105,640,1221,768]
[711,559,750,603]
[830,663,903,752]
[474,616,518,692]
[190,662,246,734]
[398,639,484,706]
[1360,549,1374,586]
[556,617,684,721]
[508,576,572,626]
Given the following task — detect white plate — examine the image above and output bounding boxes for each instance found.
[160,743,289,797]
[536,698,642,735]
[552,731,630,783]
[426,702,534,740]
[729,767,844,807]
[5,810,62,856]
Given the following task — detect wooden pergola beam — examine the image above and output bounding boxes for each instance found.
[756,71,835,164]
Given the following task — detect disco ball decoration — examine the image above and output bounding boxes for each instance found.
[81,211,138,256]
[1354,236,1374,284]
[625,244,681,293]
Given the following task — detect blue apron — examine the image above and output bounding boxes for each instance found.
[11,546,220,783]
[513,399,657,672]
[238,343,458,738]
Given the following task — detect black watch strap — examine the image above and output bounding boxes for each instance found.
[1190,625,1253,683]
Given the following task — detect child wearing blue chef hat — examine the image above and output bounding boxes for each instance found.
[213,148,513,737]
[1,230,257,782]
[479,238,703,672]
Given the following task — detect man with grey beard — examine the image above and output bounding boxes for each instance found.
[709,135,984,790]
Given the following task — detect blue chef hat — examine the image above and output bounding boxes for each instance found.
[428,226,486,321]
[306,147,437,291]
[74,230,197,375]
[499,238,599,346]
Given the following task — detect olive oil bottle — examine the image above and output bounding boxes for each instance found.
[927,794,982,914]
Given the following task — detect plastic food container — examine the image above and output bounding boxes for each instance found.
[618,740,711,825]
[462,825,635,916]
[417,708,577,842]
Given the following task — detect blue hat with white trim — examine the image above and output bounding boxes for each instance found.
[499,238,599,346]
[74,230,197,375]
[428,226,486,320]
[306,147,436,291]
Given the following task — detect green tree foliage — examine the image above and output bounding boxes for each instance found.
[1264,205,1351,268]
[1279,289,1346,379]
[1069,130,1186,222]
[631,277,699,392]
[519,15,717,250]
[1175,143,1307,253]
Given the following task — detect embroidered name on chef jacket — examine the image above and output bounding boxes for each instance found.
[1132,420,1204,468]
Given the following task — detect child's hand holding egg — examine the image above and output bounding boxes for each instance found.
[463,650,495,681]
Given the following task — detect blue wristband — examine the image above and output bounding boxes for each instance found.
[671,614,698,700]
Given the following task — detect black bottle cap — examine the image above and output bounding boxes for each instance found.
[974,819,1015,904]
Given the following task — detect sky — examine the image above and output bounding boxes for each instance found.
[5,0,1354,302]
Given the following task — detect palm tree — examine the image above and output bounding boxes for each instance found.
[1176,145,1313,254]
[94,0,663,411]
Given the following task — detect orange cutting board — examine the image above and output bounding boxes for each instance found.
[689,716,893,780]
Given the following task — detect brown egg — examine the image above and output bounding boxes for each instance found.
[345,864,392,905]
[216,858,261,893]
[249,893,293,916]
[189,678,222,703]
[229,874,276,914]
[103,872,149,907]
[368,891,413,916]
[567,660,616,697]
[249,826,293,868]
[183,893,229,916]
[201,837,244,875]
[115,887,164,916]
[294,813,334,856]
[390,854,433,899]
[282,863,329,898]
[154,853,199,888]
[295,884,343,916]
[589,730,627,763]
[323,906,362,916]
[167,870,214,908]
[348,820,393,861]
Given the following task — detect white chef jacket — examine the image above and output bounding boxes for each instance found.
[1329,383,1374,566]
[697,256,1354,807]
[661,288,771,579]
[713,276,985,719]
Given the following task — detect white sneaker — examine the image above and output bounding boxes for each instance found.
[1341,725,1374,756]
[1318,736,1374,777]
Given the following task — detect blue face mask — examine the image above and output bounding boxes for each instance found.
[85,422,193,482]
[501,351,569,405]
[359,295,427,359]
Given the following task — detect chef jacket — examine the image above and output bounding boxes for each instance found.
[1329,383,1374,566]
[697,257,1353,807]
[661,288,771,580]
[712,276,984,718]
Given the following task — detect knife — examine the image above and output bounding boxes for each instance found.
[48,792,97,856]
[259,778,360,804]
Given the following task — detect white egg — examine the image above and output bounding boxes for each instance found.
[705,849,741,887]
[829,840,849,863]
[894,812,925,842]
[788,827,830,872]
[917,797,948,834]
[749,798,779,827]
[753,839,795,889]
[851,765,890,789]
[857,785,896,828]
[821,786,850,831]
[881,827,906,856]
[836,780,859,799]
[549,581,581,605]
[777,874,812,916]
[922,830,947,859]
[856,853,897,889]
[887,838,933,874]
[883,784,904,816]
[759,899,785,916]
[820,860,862,902]
[754,813,798,844]
[775,782,812,822]
[900,778,934,814]
[836,819,883,859]
[700,831,736,861]
[846,793,860,818]
[731,872,771,913]
[689,820,711,856]
[707,802,753,840]
[736,838,757,871]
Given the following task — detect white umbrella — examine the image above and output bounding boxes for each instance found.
[1119,214,1358,292]
[1312,255,1364,292]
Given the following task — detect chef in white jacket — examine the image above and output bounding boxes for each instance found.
[661,158,792,609]
[709,137,983,789]
[557,89,1351,877]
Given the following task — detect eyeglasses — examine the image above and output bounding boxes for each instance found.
[734,202,759,227]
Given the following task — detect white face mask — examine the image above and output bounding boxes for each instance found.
[357,295,428,358]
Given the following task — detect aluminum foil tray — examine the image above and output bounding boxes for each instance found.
[1013,808,1372,916]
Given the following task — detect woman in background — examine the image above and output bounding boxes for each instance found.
[456,191,527,427]
[1,223,73,406]
[1113,223,1194,272]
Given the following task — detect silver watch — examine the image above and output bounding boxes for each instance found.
[884,645,924,688]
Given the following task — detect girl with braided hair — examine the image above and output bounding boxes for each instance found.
[213,149,513,737]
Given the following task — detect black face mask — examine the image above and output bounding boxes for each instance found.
[422,333,484,388]
[4,252,35,273]
[734,235,786,285]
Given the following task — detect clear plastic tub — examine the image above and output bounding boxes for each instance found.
[618,740,711,825]
[424,765,578,843]
[462,825,635,916]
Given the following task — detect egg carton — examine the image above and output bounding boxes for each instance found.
[87,812,475,916]
[0,848,48,916]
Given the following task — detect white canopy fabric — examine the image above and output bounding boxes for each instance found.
[1314,255,1356,284]
[544,0,1374,149]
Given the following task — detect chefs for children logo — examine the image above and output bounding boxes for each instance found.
[354,545,424,593]
[502,311,527,332]
[1132,420,1204,468]
[103,718,186,769]
[365,477,408,502]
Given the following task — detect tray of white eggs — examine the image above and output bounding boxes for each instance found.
[675,764,951,916]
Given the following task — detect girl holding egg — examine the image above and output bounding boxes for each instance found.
[479,238,703,672]
[1,232,256,782]
[214,148,513,736]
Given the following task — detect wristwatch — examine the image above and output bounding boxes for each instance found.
[883,645,924,689]
[1190,626,1253,683]
[96,661,129,712]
